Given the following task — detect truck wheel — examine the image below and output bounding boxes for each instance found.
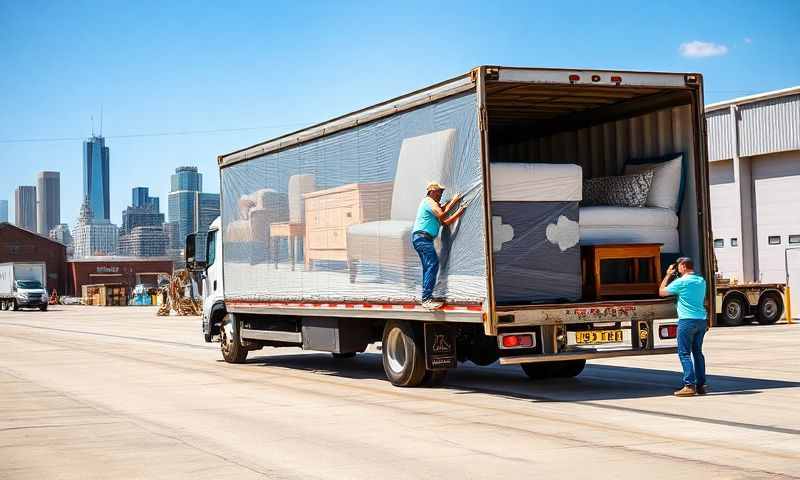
[520,362,556,380]
[381,320,427,387]
[39,304,47,311]
[0,301,6,311]
[12,300,19,311]
[220,314,248,364]
[719,295,745,326]
[756,293,783,325]
[552,359,586,378]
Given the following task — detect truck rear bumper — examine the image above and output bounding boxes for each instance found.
[496,298,677,326]
[499,346,677,365]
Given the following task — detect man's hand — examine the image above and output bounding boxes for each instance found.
[443,192,463,213]
[665,263,676,277]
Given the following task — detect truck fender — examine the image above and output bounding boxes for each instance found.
[205,301,227,338]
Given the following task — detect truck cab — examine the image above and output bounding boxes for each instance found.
[186,217,225,342]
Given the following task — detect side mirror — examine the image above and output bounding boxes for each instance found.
[185,232,208,272]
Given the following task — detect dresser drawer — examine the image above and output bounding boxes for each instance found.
[327,229,347,249]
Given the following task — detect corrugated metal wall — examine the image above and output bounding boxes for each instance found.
[706,109,735,161]
[491,104,701,262]
[706,93,800,161]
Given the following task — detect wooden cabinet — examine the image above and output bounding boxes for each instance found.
[303,182,393,267]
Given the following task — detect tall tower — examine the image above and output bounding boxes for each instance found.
[14,186,37,232]
[83,135,110,221]
[168,166,203,244]
[37,171,61,235]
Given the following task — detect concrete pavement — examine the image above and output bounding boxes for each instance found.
[0,306,798,479]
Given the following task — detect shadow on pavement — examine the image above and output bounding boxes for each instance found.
[245,351,800,403]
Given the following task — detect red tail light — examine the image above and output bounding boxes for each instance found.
[610,75,622,84]
[500,333,535,348]
[568,74,580,82]
[659,324,678,339]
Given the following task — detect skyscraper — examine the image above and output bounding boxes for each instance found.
[194,192,220,234]
[83,135,110,221]
[72,198,118,258]
[14,186,37,232]
[36,171,61,235]
[0,199,8,223]
[131,186,159,211]
[122,187,164,235]
[168,166,203,244]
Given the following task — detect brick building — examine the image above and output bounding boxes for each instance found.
[0,222,67,293]
[66,256,173,296]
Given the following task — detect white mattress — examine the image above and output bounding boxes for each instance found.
[490,163,582,202]
[579,206,680,253]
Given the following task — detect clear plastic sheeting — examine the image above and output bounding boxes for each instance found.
[221,93,486,305]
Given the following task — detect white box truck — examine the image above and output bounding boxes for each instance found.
[0,262,49,311]
[187,66,714,386]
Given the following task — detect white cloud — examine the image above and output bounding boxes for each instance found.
[679,40,729,58]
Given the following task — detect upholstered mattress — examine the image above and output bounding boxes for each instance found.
[579,206,680,253]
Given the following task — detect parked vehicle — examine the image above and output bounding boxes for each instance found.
[187,66,713,387]
[715,279,785,326]
[0,262,49,311]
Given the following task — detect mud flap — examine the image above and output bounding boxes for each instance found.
[424,323,457,370]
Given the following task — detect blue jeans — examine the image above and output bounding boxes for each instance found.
[412,234,438,301]
[677,318,707,387]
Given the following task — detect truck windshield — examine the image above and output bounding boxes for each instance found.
[16,280,43,289]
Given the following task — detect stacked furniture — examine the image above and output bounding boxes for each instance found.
[490,162,583,304]
[270,174,316,270]
[304,181,393,270]
[225,188,289,264]
[579,153,684,254]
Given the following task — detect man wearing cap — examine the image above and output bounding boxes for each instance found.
[659,257,709,397]
[412,182,466,310]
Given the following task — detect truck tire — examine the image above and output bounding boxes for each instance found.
[12,300,19,311]
[520,362,557,379]
[756,293,783,325]
[719,295,746,326]
[381,320,427,387]
[552,359,586,378]
[220,314,248,364]
[0,300,6,311]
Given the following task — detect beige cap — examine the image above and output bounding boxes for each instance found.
[426,181,445,192]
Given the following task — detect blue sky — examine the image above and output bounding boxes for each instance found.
[1,0,798,228]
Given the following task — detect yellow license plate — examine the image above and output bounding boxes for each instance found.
[575,330,623,344]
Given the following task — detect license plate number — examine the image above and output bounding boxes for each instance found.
[576,330,623,344]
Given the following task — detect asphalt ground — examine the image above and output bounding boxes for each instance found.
[0,306,798,479]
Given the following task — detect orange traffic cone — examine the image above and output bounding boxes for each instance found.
[49,289,58,305]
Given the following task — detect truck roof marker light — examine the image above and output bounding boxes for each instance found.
[568,74,580,83]
[591,75,601,82]
[685,74,699,85]
[610,75,622,84]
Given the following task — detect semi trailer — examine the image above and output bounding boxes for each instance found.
[187,66,714,386]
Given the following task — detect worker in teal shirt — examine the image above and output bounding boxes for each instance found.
[659,256,708,397]
[412,182,466,310]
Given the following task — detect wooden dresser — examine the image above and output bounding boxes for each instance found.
[303,182,393,268]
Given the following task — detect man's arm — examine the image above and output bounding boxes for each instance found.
[442,193,463,214]
[659,264,677,297]
[442,206,466,226]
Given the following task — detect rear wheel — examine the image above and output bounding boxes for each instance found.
[220,314,248,364]
[0,300,6,311]
[719,295,746,326]
[381,320,427,387]
[12,300,19,311]
[756,293,783,325]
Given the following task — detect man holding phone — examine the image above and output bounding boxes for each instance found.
[659,257,708,397]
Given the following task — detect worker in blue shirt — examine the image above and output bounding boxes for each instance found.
[659,256,708,397]
[412,182,466,310]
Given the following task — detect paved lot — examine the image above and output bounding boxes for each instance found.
[0,306,798,479]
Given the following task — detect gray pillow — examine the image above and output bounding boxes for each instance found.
[583,171,654,207]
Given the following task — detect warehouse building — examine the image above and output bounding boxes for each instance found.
[0,222,67,294]
[706,86,800,309]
